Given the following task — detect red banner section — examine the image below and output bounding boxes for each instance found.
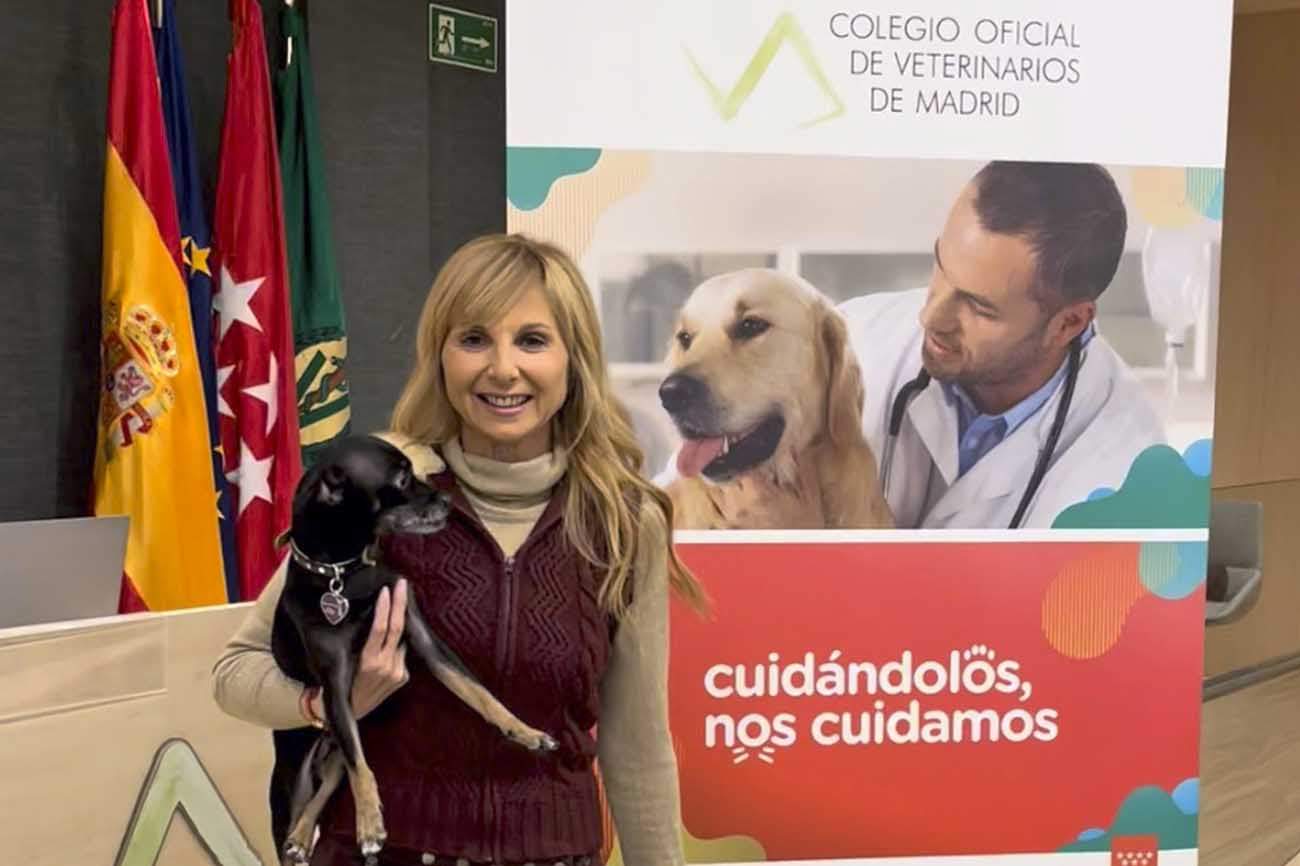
[668,539,1204,860]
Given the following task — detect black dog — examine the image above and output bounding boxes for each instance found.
[268,435,558,865]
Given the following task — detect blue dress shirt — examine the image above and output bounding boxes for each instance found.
[943,326,1093,478]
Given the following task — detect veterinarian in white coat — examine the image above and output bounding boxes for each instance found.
[841,162,1166,529]
[842,288,1164,529]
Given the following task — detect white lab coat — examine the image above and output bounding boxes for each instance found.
[840,288,1167,529]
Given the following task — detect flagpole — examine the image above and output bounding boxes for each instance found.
[285,0,294,67]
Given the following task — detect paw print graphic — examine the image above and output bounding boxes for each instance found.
[962,644,997,661]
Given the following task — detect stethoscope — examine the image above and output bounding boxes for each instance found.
[878,336,1083,530]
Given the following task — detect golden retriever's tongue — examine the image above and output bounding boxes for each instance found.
[677,436,726,478]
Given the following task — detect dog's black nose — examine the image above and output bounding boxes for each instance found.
[659,373,708,414]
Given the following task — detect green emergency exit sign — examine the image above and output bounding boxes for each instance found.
[429,4,498,73]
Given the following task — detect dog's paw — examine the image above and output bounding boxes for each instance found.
[281,841,310,866]
[352,768,387,859]
[356,816,387,859]
[508,726,560,753]
[358,832,387,859]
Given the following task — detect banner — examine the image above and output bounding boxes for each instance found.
[669,535,1204,862]
[507,0,1230,863]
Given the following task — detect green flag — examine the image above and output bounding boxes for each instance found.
[276,2,351,468]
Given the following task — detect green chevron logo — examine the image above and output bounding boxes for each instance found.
[685,12,845,128]
[114,739,264,866]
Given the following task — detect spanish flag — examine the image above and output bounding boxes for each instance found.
[93,0,227,612]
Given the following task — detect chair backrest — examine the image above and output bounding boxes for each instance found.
[1207,499,1263,570]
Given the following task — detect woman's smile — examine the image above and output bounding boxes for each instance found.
[476,392,534,417]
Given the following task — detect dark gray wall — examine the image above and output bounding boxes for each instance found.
[0,0,505,522]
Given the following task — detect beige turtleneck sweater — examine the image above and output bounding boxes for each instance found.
[210,436,684,866]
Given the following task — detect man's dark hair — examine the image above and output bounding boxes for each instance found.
[970,161,1127,306]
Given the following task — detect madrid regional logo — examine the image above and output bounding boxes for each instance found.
[101,301,180,454]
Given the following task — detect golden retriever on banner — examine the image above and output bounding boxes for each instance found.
[658,268,894,530]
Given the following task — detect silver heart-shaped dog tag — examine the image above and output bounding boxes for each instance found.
[320,591,349,626]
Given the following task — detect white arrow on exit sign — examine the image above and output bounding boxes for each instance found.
[461,35,489,48]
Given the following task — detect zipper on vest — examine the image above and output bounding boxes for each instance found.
[488,553,515,863]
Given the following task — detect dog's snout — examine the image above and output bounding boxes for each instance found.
[659,373,708,414]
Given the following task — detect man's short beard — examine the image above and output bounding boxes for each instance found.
[951,319,1052,391]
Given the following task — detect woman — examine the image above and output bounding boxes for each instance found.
[211,233,707,866]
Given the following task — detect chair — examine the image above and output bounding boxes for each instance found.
[1204,499,1264,626]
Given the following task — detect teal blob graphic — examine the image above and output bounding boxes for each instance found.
[1139,542,1206,600]
[1186,168,1225,221]
[506,147,602,211]
[1059,783,1198,853]
[1053,444,1210,529]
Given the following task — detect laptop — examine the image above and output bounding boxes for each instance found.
[0,515,129,630]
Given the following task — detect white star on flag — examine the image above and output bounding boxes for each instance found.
[242,353,280,437]
[215,265,265,340]
[225,440,275,517]
[216,365,236,418]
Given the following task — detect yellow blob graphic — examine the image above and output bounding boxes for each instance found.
[1131,166,1200,228]
[507,151,652,260]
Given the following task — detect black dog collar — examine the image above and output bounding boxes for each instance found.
[287,537,374,581]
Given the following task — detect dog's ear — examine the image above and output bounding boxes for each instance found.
[317,463,347,506]
[817,302,866,448]
[369,430,446,481]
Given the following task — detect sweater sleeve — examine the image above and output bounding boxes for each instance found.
[597,500,686,866]
[210,559,311,730]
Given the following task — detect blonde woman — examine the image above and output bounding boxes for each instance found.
[211,233,707,866]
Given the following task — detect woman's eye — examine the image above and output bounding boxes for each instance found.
[519,332,550,351]
[732,317,771,341]
[458,330,488,349]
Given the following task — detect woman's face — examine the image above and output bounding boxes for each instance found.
[441,284,570,462]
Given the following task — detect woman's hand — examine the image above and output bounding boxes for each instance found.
[309,579,411,722]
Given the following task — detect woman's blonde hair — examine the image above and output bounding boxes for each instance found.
[390,233,708,618]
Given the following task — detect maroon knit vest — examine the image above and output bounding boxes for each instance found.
[317,470,613,862]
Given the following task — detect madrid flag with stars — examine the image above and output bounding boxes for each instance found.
[212,0,302,601]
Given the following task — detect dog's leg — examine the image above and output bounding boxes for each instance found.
[281,735,326,864]
[282,740,346,866]
[404,600,558,753]
[315,646,387,860]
